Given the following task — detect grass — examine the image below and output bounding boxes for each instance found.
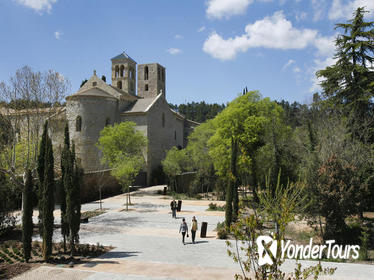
[81,209,107,220]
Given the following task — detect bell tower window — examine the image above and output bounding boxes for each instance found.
[144,66,149,80]
[120,65,124,77]
[145,84,148,91]
[117,81,122,89]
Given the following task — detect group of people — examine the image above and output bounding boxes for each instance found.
[170,199,199,245]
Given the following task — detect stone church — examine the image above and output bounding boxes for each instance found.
[63,52,197,186]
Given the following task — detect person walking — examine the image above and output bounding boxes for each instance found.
[179,218,189,245]
[170,199,177,218]
[191,216,198,244]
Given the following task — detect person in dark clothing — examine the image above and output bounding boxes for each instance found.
[179,218,188,245]
[170,199,177,218]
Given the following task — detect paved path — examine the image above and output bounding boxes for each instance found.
[14,186,374,280]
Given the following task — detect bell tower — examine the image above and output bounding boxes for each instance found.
[111,52,137,95]
[137,63,165,98]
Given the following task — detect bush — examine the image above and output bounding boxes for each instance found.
[359,228,369,261]
[207,203,225,211]
[216,221,227,239]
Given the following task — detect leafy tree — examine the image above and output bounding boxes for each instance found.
[162,147,190,192]
[37,121,55,261]
[97,122,147,210]
[317,7,374,143]
[316,154,366,242]
[22,169,33,262]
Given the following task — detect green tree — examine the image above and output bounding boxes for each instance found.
[317,7,374,142]
[97,122,147,211]
[162,147,190,192]
[22,169,33,263]
[38,121,55,261]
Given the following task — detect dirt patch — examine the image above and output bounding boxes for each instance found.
[0,262,40,279]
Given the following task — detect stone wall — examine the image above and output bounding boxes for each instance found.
[66,96,118,172]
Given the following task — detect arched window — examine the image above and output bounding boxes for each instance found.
[129,69,132,79]
[117,81,122,89]
[115,65,119,78]
[76,116,82,132]
[144,66,149,80]
[120,65,124,77]
[174,130,176,140]
[157,67,161,80]
[162,69,165,82]
[145,84,148,91]
[162,113,165,127]
[105,117,111,126]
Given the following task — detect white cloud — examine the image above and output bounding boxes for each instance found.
[329,0,374,20]
[283,59,296,70]
[54,31,62,40]
[293,66,301,73]
[203,11,318,60]
[314,34,336,57]
[167,48,182,55]
[13,0,57,13]
[175,34,183,39]
[197,26,206,32]
[206,0,254,19]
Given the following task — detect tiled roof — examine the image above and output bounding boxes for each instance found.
[111,52,136,63]
[124,97,158,113]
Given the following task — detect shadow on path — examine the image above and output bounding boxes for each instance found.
[100,251,141,259]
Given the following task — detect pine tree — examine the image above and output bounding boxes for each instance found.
[22,169,33,263]
[317,7,374,142]
[60,123,69,252]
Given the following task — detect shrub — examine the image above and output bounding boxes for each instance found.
[216,221,227,239]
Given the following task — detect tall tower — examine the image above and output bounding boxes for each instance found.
[111,52,137,95]
[137,63,165,98]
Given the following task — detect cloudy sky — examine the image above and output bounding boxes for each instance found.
[1,0,373,105]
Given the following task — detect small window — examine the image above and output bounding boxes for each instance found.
[157,67,161,80]
[162,113,165,127]
[144,66,149,80]
[145,84,148,91]
[117,81,122,89]
[162,69,165,82]
[105,117,111,126]
[76,116,82,132]
[174,130,176,140]
[92,81,97,86]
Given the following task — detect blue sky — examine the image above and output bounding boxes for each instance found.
[0,0,373,105]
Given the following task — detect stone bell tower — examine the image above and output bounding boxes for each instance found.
[111,52,137,95]
[137,63,165,98]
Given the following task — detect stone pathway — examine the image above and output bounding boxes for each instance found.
[14,186,374,279]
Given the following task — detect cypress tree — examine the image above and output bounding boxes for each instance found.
[232,138,239,222]
[22,169,33,263]
[60,123,69,252]
[225,137,235,228]
[66,143,82,256]
[37,121,48,237]
[38,121,55,261]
